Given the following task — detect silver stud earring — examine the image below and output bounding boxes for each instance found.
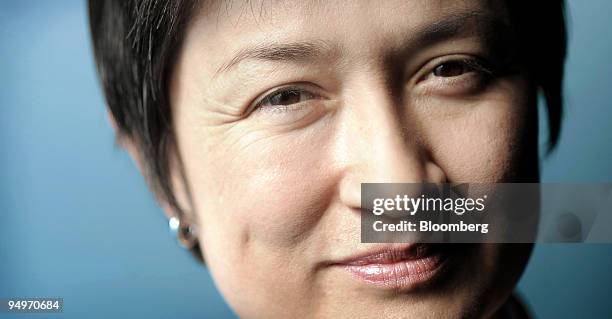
[169,216,199,249]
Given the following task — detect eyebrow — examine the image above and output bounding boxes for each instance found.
[215,12,510,76]
[215,40,334,76]
[411,11,511,48]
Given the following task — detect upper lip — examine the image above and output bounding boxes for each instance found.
[332,243,432,266]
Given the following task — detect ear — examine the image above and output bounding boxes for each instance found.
[106,110,202,261]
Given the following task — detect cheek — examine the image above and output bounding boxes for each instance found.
[179,120,338,256]
[176,121,340,316]
[414,79,535,182]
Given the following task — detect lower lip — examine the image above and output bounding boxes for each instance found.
[341,250,449,290]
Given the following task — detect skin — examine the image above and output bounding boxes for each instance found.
[154,0,540,318]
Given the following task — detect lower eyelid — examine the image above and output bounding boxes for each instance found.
[256,102,310,114]
[415,72,488,95]
[253,100,317,120]
[251,100,332,128]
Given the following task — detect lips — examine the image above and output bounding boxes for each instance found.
[334,244,450,290]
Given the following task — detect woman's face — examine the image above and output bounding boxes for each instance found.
[168,0,537,317]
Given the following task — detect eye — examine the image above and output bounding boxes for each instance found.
[245,84,328,126]
[430,59,493,79]
[255,87,318,110]
[416,57,497,95]
[432,61,471,77]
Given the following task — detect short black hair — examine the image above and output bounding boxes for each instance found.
[88,0,567,217]
[89,0,197,215]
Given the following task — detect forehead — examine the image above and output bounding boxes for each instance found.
[189,0,509,38]
[179,0,510,79]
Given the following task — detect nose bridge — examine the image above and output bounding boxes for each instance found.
[339,82,427,184]
[335,81,435,210]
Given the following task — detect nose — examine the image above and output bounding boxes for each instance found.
[336,83,447,209]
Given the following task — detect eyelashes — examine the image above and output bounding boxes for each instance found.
[252,86,319,111]
[244,83,327,126]
[428,58,494,79]
[246,83,325,121]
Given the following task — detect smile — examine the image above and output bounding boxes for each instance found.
[333,244,452,291]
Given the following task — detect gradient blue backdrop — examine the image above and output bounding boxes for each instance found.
[1,1,611,318]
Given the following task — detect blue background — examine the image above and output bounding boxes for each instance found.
[1,1,611,318]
